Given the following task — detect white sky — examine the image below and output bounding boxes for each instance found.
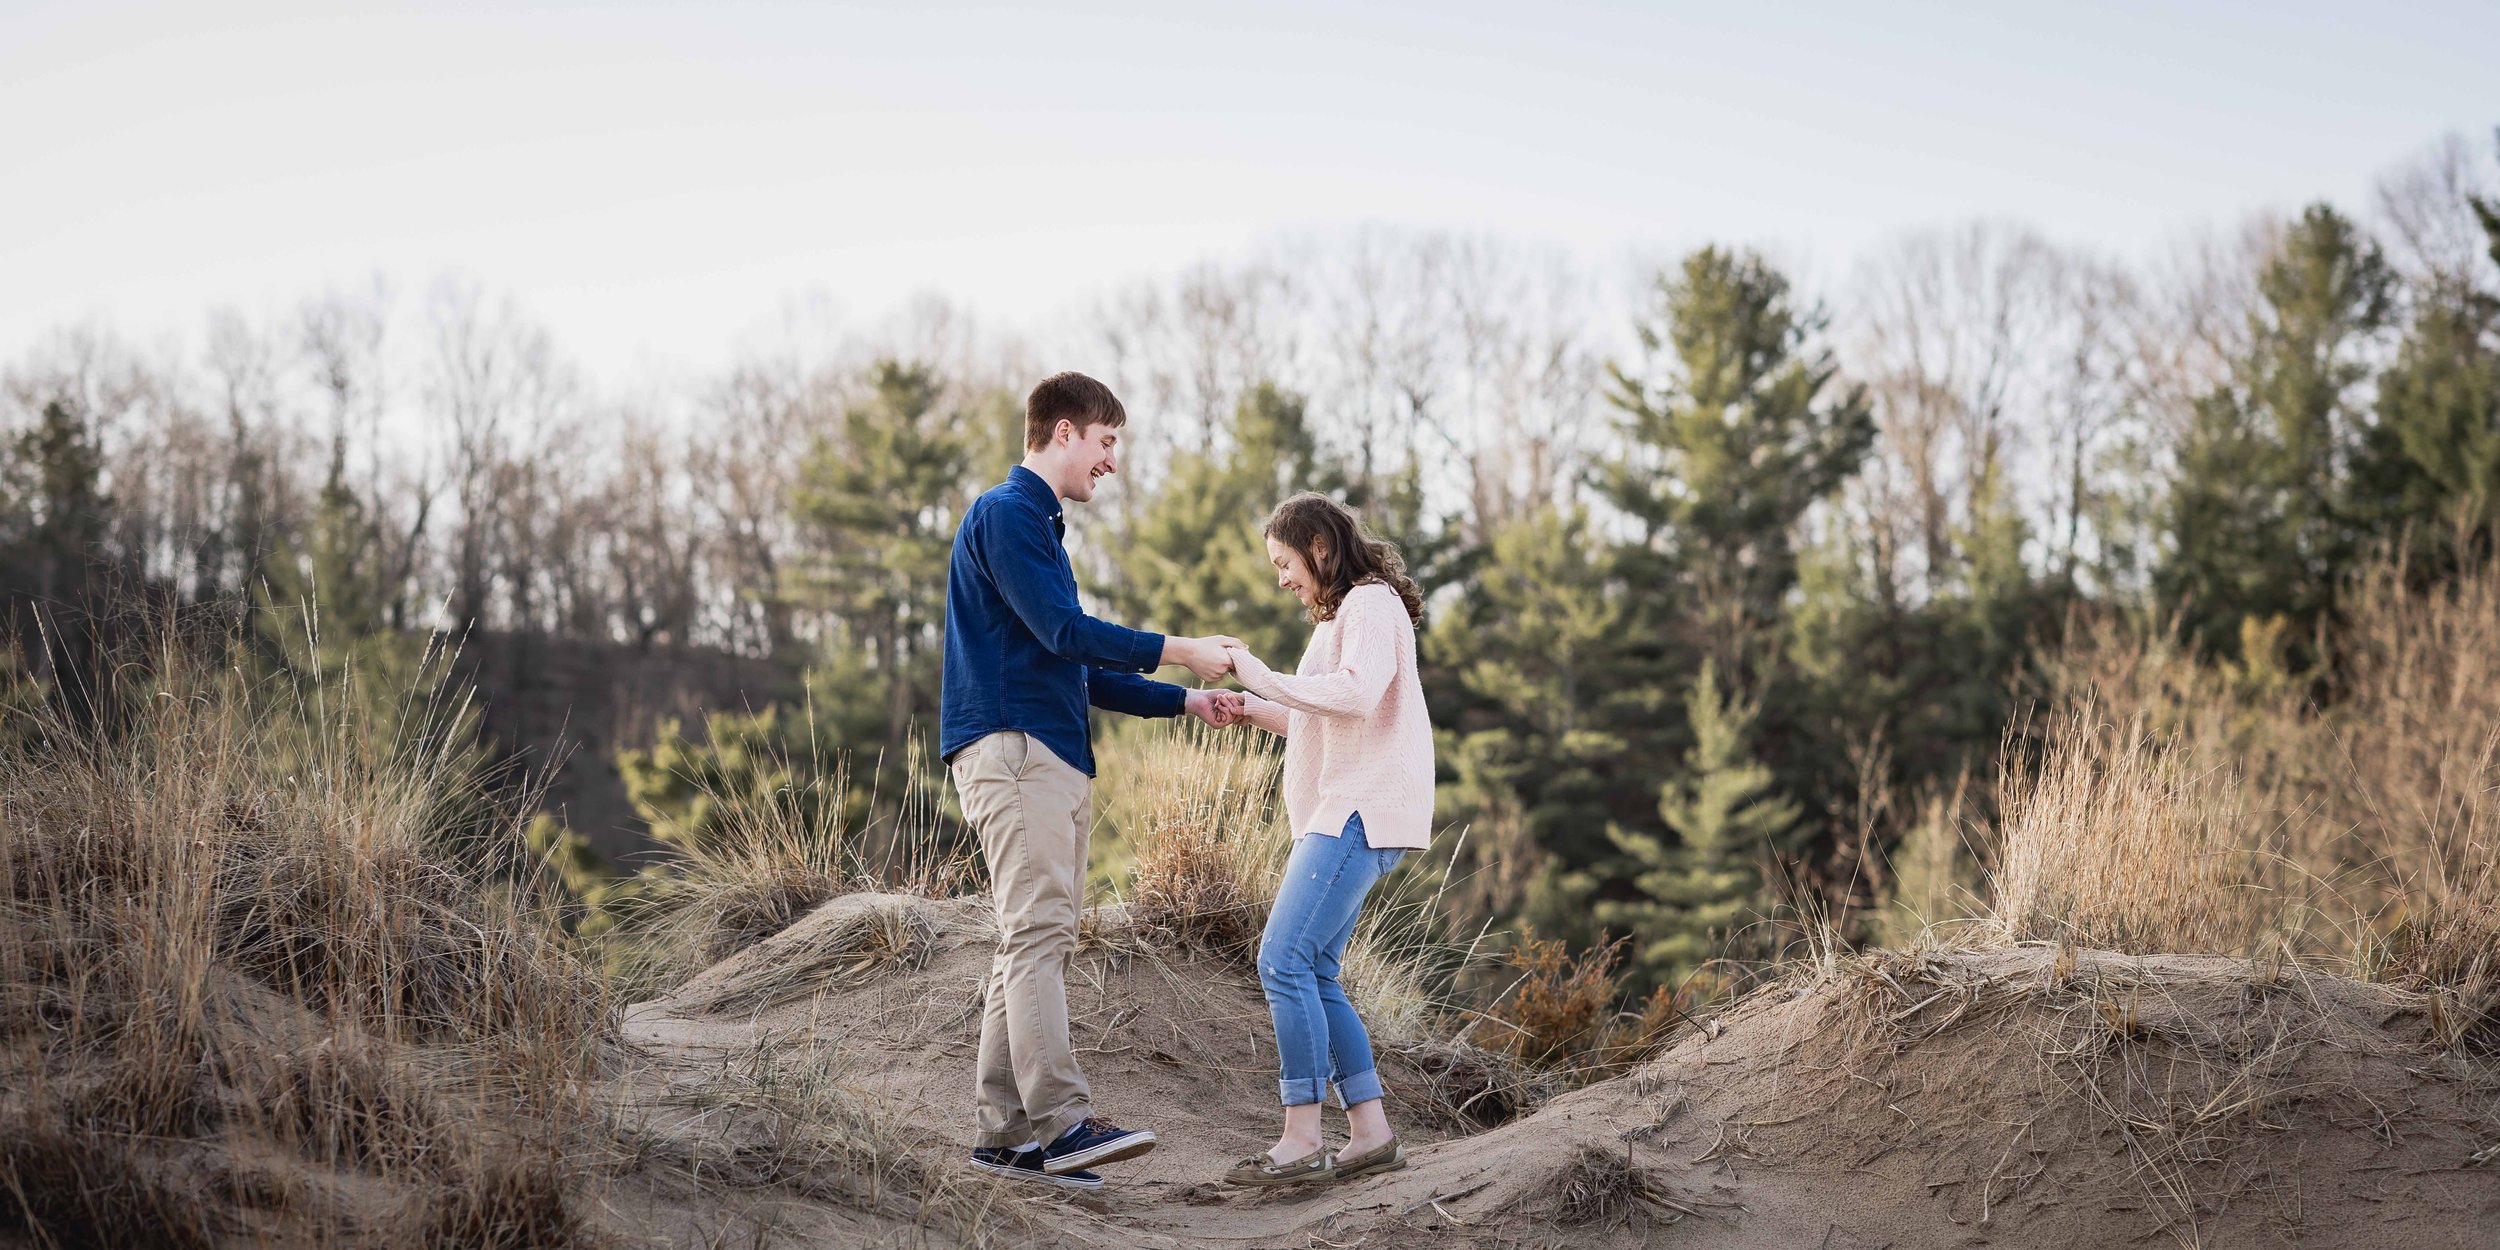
[3,0,2495,383]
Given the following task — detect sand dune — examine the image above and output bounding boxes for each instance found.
[619,892,2500,1248]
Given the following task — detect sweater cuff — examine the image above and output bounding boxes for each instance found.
[1241,692,1290,736]
[1226,646,1275,691]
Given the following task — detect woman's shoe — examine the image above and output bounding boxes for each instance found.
[1328,1138,1407,1182]
[1224,1148,1334,1187]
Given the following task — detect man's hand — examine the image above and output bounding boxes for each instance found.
[1184,688,1247,728]
[1162,634,1243,683]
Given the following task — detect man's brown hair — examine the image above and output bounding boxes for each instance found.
[1025,371,1127,452]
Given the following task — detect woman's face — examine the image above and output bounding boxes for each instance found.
[1266,535,1323,609]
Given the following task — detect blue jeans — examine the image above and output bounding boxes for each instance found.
[1258,813,1405,1107]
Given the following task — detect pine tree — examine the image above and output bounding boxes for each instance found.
[1573,247,1871,942]
[785,360,992,761]
[0,402,102,743]
[1101,381,1341,665]
[7,400,108,609]
[1597,660,1800,990]
[2355,187,2500,561]
[259,476,413,693]
[1779,492,2053,901]
[1598,246,1876,670]
[2160,205,2393,659]
[1428,505,1637,932]
[2,400,109,687]
[621,359,1004,855]
[620,703,849,855]
[257,471,494,854]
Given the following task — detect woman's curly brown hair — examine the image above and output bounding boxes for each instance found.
[1263,492,1424,627]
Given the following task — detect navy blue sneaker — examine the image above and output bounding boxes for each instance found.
[969,1145,1104,1190]
[1040,1117,1157,1174]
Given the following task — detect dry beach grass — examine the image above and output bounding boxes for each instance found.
[7,559,2500,1246]
[0,640,611,1249]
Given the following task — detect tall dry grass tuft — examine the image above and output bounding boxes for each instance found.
[0,631,612,1248]
[1337,873,1464,1050]
[2329,557,2500,916]
[589,731,977,997]
[1993,552,2500,995]
[674,893,944,1015]
[1108,719,1287,956]
[1989,703,2256,953]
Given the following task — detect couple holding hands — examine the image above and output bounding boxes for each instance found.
[938,371,1434,1191]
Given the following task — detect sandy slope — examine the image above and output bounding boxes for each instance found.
[621,893,2500,1249]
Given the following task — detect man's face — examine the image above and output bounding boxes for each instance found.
[1058,421,1119,503]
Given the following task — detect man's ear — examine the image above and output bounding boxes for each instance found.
[1054,418,1075,447]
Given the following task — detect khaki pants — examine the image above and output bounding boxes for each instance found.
[951,731,1094,1149]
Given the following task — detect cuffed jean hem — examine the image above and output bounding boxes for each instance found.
[1335,1067,1386,1106]
[1278,1076,1329,1107]
[1276,1068,1385,1108]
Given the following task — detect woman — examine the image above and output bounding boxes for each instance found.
[1219,492,1434,1188]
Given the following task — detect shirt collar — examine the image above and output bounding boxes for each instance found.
[1005,465,1063,520]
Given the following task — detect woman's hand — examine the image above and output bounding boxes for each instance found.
[1184,688,1248,728]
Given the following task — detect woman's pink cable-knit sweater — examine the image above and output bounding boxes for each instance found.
[1226,582,1435,849]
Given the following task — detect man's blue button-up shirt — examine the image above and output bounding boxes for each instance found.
[939,465,1184,776]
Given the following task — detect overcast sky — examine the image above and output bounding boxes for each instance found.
[4,0,2494,382]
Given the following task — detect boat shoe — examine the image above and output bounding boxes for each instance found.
[1224,1148,1333,1187]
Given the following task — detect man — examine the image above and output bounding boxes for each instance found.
[940,370,1246,1189]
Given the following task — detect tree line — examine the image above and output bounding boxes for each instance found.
[5,132,2495,991]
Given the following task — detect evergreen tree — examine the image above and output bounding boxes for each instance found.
[258,475,416,696]
[2160,205,2394,659]
[1785,442,2052,815]
[1101,382,1340,665]
[784,359,990,762]
[1597,660,1800,991]
[1346,458,1463,603]
[1578,247,1872,930]
[621,359,1005,852]
[2,399,114,728]
[1428,505,1638,933]
[6,400,108,607]
[621,703,849,854]
[1599,246,1875,670]
[2355,190,2500,561]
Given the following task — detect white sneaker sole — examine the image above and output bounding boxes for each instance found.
[969,1157,1105,1190]
[1042,1131,1157,1174]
